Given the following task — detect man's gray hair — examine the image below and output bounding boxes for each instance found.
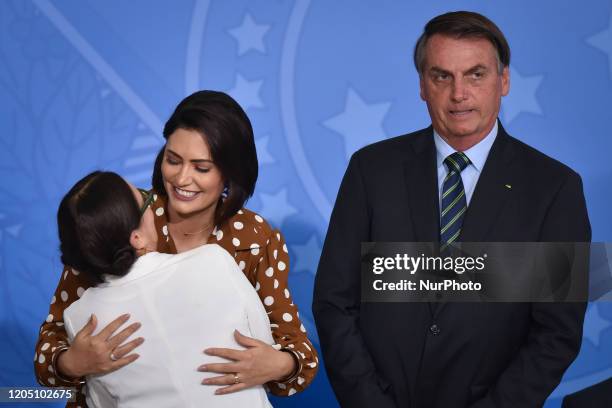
[414,11,510,76]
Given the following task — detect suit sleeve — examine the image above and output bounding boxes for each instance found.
[313,153,397,408]
[471,171,590,408]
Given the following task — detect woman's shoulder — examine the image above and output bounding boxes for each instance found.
[142,188,167,214]
[218,208,279,250]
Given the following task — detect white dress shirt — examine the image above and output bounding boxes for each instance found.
[64,244,274,408]
[434,120,498,210]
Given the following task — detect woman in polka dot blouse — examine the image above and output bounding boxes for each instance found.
[34,91,318,407]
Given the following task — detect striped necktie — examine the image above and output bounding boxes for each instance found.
[440,152,471,251]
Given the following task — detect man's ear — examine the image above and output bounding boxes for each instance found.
[419,76,426,101]
[501,66,510,97]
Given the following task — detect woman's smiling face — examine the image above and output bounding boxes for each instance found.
[161,128,225,220]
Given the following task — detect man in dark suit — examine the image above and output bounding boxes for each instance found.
[313,11,590,408]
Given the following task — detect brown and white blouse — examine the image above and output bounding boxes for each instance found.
[34,190,318,407]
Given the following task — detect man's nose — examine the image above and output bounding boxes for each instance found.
[450,80,468,102]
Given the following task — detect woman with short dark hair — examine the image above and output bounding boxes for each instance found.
[57,171,145,284]
[58,171,274,407]
[35,91,318,408]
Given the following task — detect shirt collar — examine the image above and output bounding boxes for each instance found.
[433,120,498,173]
[100,252,168,287]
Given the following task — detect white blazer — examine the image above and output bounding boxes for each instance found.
[64,244,274,408]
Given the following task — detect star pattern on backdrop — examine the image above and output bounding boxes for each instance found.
[502,66,543,124]
[5,225,22,237]
[583,304,612,348]
[257,189,298,229]
[228,13,270,56]
[227,74,264,111]
[255,135,275,164]
[587,12,612,79]
[324,88,391,159]
[291,234,321,275]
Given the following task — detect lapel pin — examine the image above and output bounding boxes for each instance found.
[504,184,512,190]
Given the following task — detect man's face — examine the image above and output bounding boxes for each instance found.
[419,34,509,147]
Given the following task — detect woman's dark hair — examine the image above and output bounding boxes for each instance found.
[57,171,140,284]
[152,90,258,228]
[414,11,510,75]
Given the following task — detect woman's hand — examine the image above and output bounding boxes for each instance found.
[198,330,296,395]
[57,313,144,378]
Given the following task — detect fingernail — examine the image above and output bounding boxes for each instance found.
[201,378,209,385]
[215,390,222,395]
[123,313,130,319]
[203,349,211,355]
[198,365,207,371]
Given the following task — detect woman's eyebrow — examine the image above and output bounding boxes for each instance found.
[166,148,213,163]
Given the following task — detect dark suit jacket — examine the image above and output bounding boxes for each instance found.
[313,124,591,408]
[562,376,612,407]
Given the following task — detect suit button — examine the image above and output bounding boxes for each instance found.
[429,324,440,335]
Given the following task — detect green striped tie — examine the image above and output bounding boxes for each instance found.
[440,152,471,251]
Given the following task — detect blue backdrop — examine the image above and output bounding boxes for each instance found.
[1,1,611,407]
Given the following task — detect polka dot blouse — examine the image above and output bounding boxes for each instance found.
[34,191,318,407]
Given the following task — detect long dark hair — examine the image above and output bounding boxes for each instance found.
[152,90,258,228]
[57,171,139,284]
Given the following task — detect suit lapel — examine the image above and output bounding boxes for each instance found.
[460,125,516,242]
[404,127,440,243]
[402,129,439,319]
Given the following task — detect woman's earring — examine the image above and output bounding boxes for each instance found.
[221,183,230,199]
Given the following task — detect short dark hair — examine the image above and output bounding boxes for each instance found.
[414,11,510,75]
[57,171,139,284]
[152,90,258,228]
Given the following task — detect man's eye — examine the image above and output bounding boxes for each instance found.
[471,72,484,79]
[434,74,449,81]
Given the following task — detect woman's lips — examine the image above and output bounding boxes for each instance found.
[171,186,201,202]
